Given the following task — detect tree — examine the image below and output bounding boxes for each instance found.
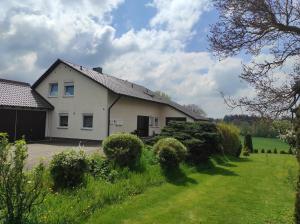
[0,134,46,224]
[155,91,171,100]
[244,134,254,153]
[209,0,300,117]
[209,1,300,222]
[279,129,296,153]
[183,104,207,117]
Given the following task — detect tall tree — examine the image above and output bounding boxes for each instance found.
[209,0,300,117]
[155,91,171,100]
[183,104,207,117]
[209,0,300,222]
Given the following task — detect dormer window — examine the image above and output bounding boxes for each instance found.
[64,82,74,97]
[49,83,58,97]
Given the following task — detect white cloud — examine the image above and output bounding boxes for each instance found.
[149,0,211,42]
[0,0,250,118]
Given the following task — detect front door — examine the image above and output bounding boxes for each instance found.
[137,116,149,137]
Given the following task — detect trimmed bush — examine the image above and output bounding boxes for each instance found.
[261,149,265,153]
[244,134,253,153]
[273,148,278,154]
[184,138,211,162]
[267,149,272,154]
[102,133,143,167]
[253,149,259,153]
[217,123,242,157]
[148,121,221,163]
[280,150,286,154]
[50,150,88,189]
[153,138,187,168]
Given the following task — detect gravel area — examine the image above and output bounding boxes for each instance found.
[26,142,102,169]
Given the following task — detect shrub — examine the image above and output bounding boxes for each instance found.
[88,154,126,183]
[102,133,143,167]
[280,150,286,154]
[153,138,187,168]
[0,133,46,224]
[244,134,253,153]
[273,148,278,154]
[183,138,210,163]
[151,121,221,163]
[50,150,88,189]
[267,149,272,153]
[88,154,111,178]
[217,123,242,157]
[243,147,250,156]
[253,149,259,153]
[261,149,265,153]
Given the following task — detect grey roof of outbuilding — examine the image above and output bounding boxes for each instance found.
[33,59,207,120]
[0,79,53,110]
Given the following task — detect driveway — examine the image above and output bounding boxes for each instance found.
[26,142,102,169]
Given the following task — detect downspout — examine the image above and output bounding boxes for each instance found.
[107,95,121,137]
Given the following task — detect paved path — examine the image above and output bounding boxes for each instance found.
[26,143,102,169]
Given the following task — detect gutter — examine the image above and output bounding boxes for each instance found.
[107,95,121,136]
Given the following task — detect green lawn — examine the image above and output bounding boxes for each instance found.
[240,136,290,152]
[86,154,297,224]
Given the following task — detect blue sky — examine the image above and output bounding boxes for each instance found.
[0,0,252,118]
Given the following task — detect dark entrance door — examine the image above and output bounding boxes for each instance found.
[137,116,149,137]
[0,109,46,141]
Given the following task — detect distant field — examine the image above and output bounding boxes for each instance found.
[240,136,290,152]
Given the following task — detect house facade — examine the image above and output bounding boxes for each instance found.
[0,59,206,141]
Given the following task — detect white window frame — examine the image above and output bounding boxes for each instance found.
[63,81,74,97]
[48,82,58,97]
[82,113,93,130]
[149,116,154,127]
[58,113,69,129]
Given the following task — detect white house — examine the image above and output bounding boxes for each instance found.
[0,59,206,142]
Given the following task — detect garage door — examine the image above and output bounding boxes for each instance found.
[0,109,46,141]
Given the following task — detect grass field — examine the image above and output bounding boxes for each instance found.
[86,154,297,224]
[240,136,290,152]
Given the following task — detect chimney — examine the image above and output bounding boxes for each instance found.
[93,67,103,74]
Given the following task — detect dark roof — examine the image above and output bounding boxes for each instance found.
[33,59,207,120]
[0,78,53,110]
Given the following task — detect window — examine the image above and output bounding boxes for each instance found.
[82,114,93,129]
[49,83,58,97]
[149,117,158,127]
[149,116,154,126]
[64,82,74,96]
[154,117,159,126]
[59,114,68,128]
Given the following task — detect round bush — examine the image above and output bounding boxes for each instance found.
[50,150,88,189]
[102,133,143,167]
[153,138,187,168]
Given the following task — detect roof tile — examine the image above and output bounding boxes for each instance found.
[0,79,53,110]
[61,60,206,120]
